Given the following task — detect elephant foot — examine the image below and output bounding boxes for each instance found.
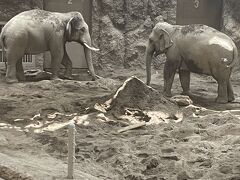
[51,76,62,81]
[17,76,26,82]
[91,75,101,81]
[63,74,73,80]
[181,91,194,97]
[228,96,235,102]
[5,77,18,84]
[163,91,172,97]
[16,72,26,82]
[215,97,228,104]
[87,71,100,81]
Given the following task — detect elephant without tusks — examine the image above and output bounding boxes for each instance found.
[145,22,239,103]
[0,9,99,83]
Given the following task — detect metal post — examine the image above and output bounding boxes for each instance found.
[67,123,76,179]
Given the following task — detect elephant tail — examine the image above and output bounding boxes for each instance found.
[0,34,7,69]
[0,32,5,47]
[225,42,239,68]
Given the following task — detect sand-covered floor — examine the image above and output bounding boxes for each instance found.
[0,69,240,180]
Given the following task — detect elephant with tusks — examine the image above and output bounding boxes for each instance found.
[145,22,239,104]
[0,9,99,83]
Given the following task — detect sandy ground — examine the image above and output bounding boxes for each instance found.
[0,68,240,180]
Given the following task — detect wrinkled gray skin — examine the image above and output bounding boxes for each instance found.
[145,22,239,103]
[0,9,99,83]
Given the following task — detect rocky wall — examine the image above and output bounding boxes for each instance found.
[0,0,43,21]
[221,0,240,70]
[91,0,177,74]
[223,1,240,51]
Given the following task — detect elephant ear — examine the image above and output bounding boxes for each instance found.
[159,29,173,52]
[66,17,73,40]
[66,17,82,41]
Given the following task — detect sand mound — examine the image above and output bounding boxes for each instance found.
[104,76,174,112]
[91,76,183,124]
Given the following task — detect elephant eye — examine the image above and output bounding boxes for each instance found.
[80,27,85,33]
[159,34,163,39]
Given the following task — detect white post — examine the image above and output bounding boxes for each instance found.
[67,122,76,179]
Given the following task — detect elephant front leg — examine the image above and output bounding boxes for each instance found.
[49,41,64,80]
[179,70,193,96]
[61,47,73,80]
[163,60,178,97]
[84,46,97,81]
[50,52,63,80]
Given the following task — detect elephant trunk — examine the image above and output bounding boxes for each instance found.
[145,42,154,85]
[83,35,97,80]
[81,30,99,52]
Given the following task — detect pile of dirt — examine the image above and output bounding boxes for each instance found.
[104,76,173,111]
[0,165,33,180]
[87,76,183,125]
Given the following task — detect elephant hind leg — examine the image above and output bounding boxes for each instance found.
[6,63,18,83]
[5,50,24,83]
[215,76,229,104]
[16,59,25,81]
[212,67,231,103]
[6,43,25,83]
[216,81,228,103]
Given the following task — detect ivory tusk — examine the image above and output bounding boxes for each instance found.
[83,42,100,51]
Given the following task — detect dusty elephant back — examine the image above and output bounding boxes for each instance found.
[2,10,68,34]
[177,24,238,70]
[179,24,233,43]
[0,10,79,53]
